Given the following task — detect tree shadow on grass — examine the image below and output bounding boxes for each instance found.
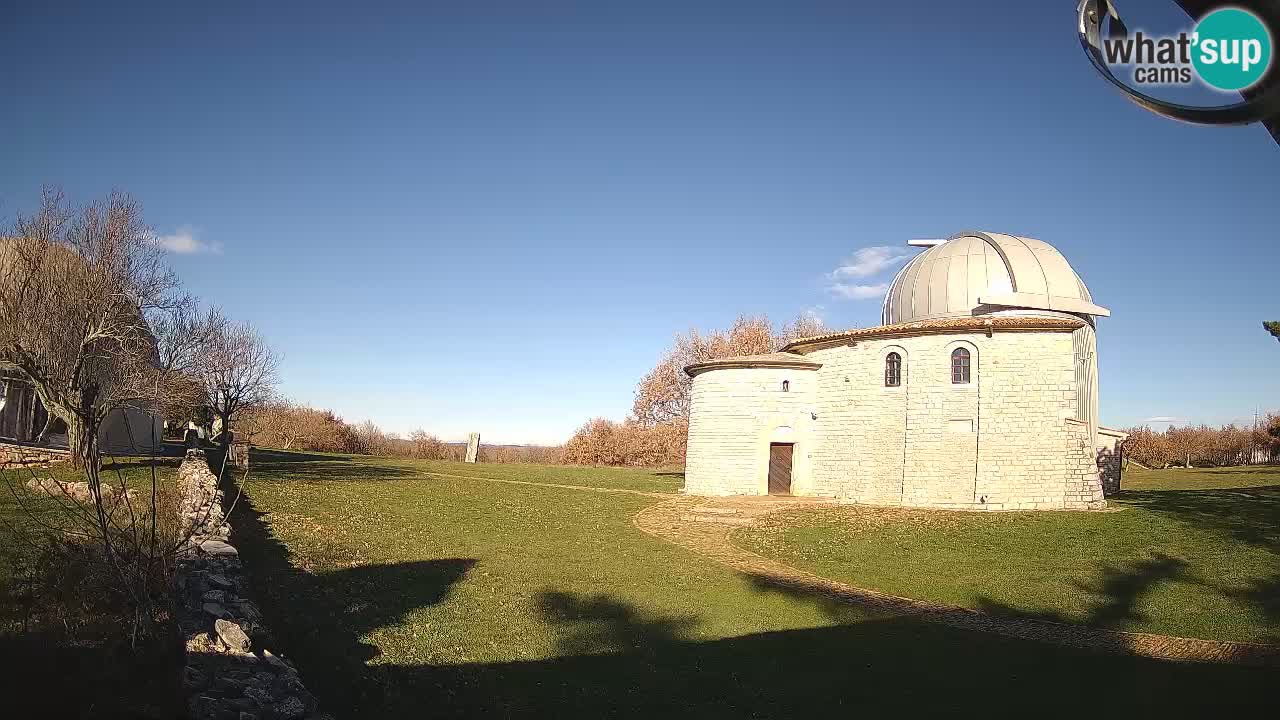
[1231,572,1280,644]
[1113,485,1280,553]
[537,591,696,656]
[220,459,475,712]
[970,552,1196,628]
[379,590,1278,718]
[221,452,1279,717]
[0,630,182,718]
[1100,484,1280,643]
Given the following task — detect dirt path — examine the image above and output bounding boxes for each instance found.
[632,494,1280,667]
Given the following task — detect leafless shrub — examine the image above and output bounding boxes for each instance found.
[241,400,358,453]
[562,417,687,467]
[349,419,389,456]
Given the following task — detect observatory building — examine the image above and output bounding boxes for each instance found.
[682,231,1125,510]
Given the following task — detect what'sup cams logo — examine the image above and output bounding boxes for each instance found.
[1102,6,1271,89]
[1078,1,1280,129]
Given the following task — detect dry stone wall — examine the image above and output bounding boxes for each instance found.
[0,442,70,468]
[175,449,328,720]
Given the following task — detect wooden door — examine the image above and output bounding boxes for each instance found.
[768,443,793,495]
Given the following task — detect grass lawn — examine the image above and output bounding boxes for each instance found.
[233,450,1276,717]
[0,455,182,602]
[0,455,183,718]
[736,464,1280,645]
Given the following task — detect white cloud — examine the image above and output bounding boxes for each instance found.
[831,246,912,279]
[1143,416,1186,424]
[824,245,911,301]
[153,226,222,255]
[829,282,889,300]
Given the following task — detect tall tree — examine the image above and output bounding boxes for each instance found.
[630,313,825,426]
[0,188,210,641]
[1265,321,1280,342]
[0,188,203,465]
[198,314,280,447]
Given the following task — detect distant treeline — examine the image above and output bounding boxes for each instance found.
[240,400,565,464]
[1123,412,1280,469]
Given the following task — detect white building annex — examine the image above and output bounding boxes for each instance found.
[682,231,1126,511]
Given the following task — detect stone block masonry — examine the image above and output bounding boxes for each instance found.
[684,324,1111,510]
[175,449,330,720]
[0,441,71,468]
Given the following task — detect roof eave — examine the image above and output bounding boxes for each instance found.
[684,358,823,378]
[781,316,1086,354]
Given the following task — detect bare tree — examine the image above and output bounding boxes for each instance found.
[0,188,204,465]
[778,313,827,345]
[0,188,211,642]
[351,419,389,456]
[408,429,448,459]
[630,313,820,427]
[198,314,279,447]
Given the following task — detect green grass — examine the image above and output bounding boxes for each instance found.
[0,454,183,718]
[1121,462,1280,490]
[0,456,181,593]
[250,448,683,494]
[736,465,1280,645]
[232,450,1276,717]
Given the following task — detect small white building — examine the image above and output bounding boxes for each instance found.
[0,372,164,455]
[683,231,1124,511]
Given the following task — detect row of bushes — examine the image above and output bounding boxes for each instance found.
[561,418,688,467]
[239,401,567,464]
[1123,413,1280,468]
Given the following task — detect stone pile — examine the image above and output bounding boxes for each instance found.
[175,449,327,720]
[25,476,137,503]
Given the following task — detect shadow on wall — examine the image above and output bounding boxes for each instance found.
[1098,445,1121,496]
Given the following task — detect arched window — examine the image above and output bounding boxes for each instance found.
[885,352,901,387]
[951,347,971,384]
[781,380,790,392]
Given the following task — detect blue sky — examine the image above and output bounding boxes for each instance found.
[3,1,1276,444]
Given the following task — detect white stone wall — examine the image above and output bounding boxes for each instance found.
[684,367,817,496]
[683,329,1107,510]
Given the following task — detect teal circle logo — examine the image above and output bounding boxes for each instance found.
[1191,7,1273,91]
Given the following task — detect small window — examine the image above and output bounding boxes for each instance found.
[951,347,972,384]
[885,352,901,387]
[781,380,790,392]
